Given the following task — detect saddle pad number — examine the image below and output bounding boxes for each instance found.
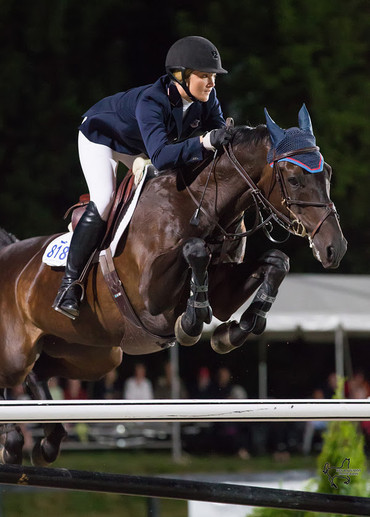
[42,232,72,267]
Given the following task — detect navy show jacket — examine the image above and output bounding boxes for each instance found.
[79,75,225,170]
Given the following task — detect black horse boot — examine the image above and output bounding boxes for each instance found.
[52,201,106,320]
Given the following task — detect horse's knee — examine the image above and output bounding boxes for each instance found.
[183,238,211,271]
[260,249,290,273]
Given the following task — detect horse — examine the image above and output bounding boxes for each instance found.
[0,105,347,465]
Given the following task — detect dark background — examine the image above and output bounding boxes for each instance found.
[0,0,369,274]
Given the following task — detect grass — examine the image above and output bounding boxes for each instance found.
[0,450,318,517]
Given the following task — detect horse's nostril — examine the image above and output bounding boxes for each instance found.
[327,246,334,260]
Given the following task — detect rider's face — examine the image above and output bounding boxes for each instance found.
[175,71,216,102]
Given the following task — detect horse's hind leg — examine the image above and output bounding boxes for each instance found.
[211,249,289,354]
[175,238,212,346]
[24,371,67,467]
[0,389,24,465]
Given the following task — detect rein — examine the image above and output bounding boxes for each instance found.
[184,142,337,243]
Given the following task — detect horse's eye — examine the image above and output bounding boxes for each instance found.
[287,177,299,187]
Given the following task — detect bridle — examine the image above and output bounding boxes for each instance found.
[184,141,338,244]
[268,147,338,240]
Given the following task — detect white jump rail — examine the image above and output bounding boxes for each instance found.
[0,399,369,423]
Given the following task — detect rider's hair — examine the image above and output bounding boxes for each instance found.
[171,68,193,83]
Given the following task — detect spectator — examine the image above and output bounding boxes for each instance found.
[48,377,64,400]
[214,366,248,399]
[64,379,88,400]
[323,372,338,398]
[211,367,251,459]
[90,369,120,399]
[346,371,370,399]
[124,363,153,400]
[191,366,216,399]
[346,371,370,450]
[63,379,88,441]
[302,387,327,455]
[154,360,187,399]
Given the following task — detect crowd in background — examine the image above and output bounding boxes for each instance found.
[8,364,370,460]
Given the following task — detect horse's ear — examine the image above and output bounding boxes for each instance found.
[298,103,313,134]
[264,108,285,146]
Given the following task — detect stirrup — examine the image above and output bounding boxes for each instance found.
[52,281,84,320]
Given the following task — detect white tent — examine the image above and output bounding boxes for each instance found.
[260,274,370,338]
[204,274,370,396]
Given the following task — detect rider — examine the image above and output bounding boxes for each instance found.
[53,35,232,320]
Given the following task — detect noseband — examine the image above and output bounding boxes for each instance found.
[184,142,338,243]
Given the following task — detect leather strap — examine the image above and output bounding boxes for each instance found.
[99,248,174,340]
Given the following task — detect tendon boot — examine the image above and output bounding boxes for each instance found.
[52,201,106,320]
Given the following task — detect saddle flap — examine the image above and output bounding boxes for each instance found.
[65,172,136,246]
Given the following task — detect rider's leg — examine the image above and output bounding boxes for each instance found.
[53,201,106,318]
[53,132,119,319]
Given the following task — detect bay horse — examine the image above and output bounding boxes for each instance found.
[0,105,346,465]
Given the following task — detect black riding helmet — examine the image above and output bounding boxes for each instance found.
[165,36,228,101]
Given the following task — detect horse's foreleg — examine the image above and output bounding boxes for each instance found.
[210,249,289,354]
[175,238,212,346]
[24,371,67,467]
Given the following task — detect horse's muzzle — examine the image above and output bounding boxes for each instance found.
[311,233,348,269]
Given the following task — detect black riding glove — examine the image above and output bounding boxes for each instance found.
[202,127,232,151]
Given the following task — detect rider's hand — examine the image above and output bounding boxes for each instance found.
[202,127,232,151]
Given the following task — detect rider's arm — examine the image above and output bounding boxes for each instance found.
[136,95,205,170]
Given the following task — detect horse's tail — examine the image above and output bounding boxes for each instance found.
[0,228,19,249]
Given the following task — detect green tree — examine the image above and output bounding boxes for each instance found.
[173,0,370,273]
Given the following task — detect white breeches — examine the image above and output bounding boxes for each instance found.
[78,131,146,220]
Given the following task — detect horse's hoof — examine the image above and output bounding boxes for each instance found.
[0,426,24,465]
[31,438,53,467]
[0,443,23,465]
[210,321,242,354]
[174,315,201,346]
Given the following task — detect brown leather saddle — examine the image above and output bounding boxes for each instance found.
[64,171,135,248]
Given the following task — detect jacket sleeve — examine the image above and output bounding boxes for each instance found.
[136,95,204,171]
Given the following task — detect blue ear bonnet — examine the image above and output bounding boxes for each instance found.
[267,127,324,173]
[265,105,324,173]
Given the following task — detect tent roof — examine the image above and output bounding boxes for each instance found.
[205,274,370,341]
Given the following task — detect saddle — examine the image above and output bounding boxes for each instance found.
[64,171,135,249]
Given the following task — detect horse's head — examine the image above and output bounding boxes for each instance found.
[262,104,347,269]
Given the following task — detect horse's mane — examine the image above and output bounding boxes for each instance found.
[231,124,270,147]
[175,124,270,188]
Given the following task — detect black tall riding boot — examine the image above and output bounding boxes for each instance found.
[52,201,106,320]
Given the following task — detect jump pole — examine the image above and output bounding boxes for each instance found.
[0,399,369,423]
[0,464,369,516]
